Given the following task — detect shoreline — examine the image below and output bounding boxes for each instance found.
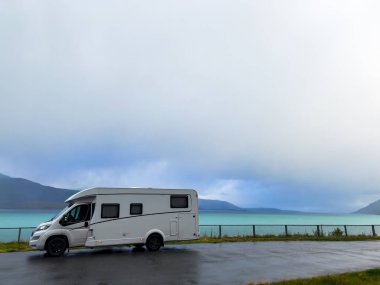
[2,235,380,253]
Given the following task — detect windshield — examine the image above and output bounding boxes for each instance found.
[48,205,70,222]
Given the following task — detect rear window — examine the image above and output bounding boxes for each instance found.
[170,195,188,208]
[101,204,120,218]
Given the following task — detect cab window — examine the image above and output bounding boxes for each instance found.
[63,204,90,225]
[86,203,96,220]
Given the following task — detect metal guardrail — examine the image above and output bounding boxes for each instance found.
[0,227,35,243]
[1,225,380,243]
[199,224,380,239]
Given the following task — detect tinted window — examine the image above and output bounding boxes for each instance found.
[65,204,90,224]
[130,203,143,215]
[170,195,188,208]
[101,204,119,218]
[86,203,96,220]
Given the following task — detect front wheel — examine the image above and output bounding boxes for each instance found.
[46,237,67,257]
[146,234,162,252]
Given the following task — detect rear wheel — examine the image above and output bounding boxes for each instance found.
[146,234,162,252]
[46,237,67,257]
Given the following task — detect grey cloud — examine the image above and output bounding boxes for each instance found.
[1,1,380,211]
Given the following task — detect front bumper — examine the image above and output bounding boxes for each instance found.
[29,232,46,250]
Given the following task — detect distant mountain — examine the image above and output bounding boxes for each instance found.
[244,208,303,214]
[0,173,243,210]
[197,201,302,213]
[199,199,241,211]
[0,173,10,179]
[355,199,380,214]
[0,173,76,209]
[0,173,304,213]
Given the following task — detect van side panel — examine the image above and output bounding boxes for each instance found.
[86,191,198,247]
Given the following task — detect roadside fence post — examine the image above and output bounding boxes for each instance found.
[17,228,21,243]
[344,225,348,237]
[218,225,222,239]
[372,225,376,237]
[252,225,256,238]
[285,225,288,237]
[316,225,320,237]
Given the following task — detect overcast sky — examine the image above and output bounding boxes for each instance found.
[1,0,380,212]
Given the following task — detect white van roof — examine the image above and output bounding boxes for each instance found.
[65,187,197,203]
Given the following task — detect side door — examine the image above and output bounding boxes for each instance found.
[178,213,197,240]
[60,204,92,247]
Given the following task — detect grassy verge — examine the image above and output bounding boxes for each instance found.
[1,235,380,253]
[249,268,380,285]
[168,235,380,244]
[0,242,31,253]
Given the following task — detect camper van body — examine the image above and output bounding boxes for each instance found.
[29,187,199,256]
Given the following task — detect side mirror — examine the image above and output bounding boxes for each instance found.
[84,221,89,227]
[60,215,68,226]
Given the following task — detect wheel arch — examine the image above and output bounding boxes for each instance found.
[144,229,165,245]
[44,235,69,250]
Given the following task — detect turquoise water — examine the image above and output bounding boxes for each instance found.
[199,211,380,225]
[199,211,380,237]
[1,209,380,242]
[2,209,379,228]
[0,209,59,242]
[0,209,58,228]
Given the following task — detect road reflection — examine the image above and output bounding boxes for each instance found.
[27,246,200,285]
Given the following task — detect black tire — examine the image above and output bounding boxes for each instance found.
[46,237,67,257]
[146,234,162,252]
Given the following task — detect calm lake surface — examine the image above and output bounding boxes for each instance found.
[1,209,380,242]
[1,209,380,227]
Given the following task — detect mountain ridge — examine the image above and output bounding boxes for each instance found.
[198,199,241,210]
[0,173,304,213]
[0,174,76,209]
[0,173,244,210]
[355,199,380,214]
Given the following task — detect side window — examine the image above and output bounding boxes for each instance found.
[101,204,119,219]
[85,203,96,221]
[91,203,96,218]
[65,204,90,225]
[170,195,188,208]
[130,203,143,215]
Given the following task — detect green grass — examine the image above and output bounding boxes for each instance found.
[0,242,31,253]
[1,235,380,253]
[249,268,380,285]
[168,235,380,244]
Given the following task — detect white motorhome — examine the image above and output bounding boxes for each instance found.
[29,187,199,256]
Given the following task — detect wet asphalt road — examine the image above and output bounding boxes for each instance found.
[2,241,380,285]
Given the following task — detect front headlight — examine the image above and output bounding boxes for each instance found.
[36,225,50,232]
